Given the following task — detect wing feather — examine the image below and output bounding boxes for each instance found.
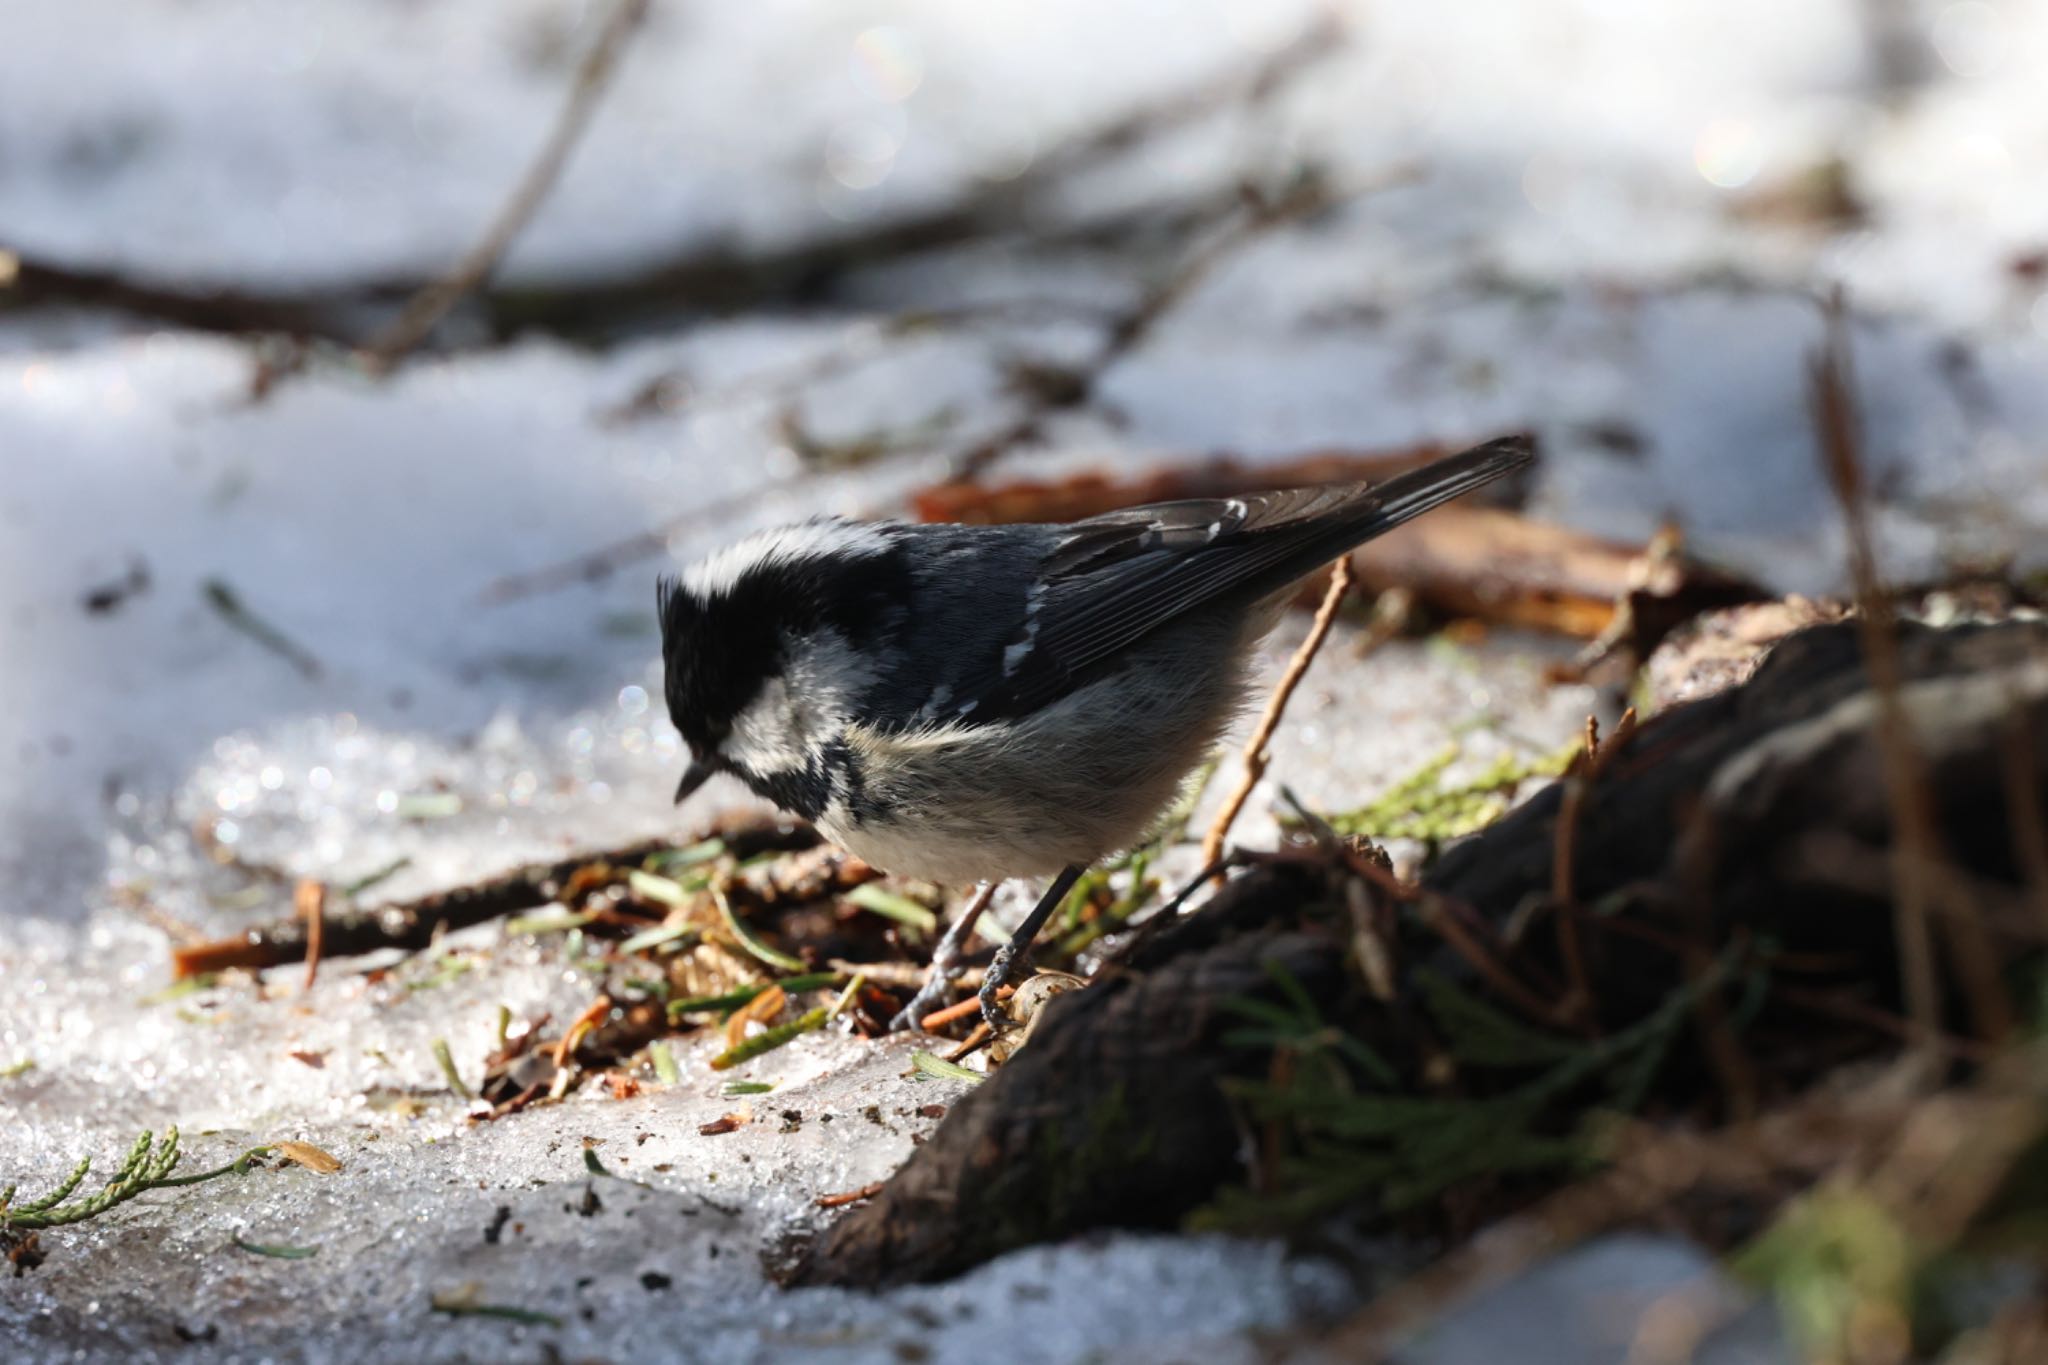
[957,436,1532,720]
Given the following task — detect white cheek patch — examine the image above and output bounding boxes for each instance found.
[725,674,805,774]
[720,628,879,776]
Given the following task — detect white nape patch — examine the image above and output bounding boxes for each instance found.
[722,628,876,776]
[680,518,892,600]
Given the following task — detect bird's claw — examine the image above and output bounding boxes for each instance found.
[885,971,955,1033]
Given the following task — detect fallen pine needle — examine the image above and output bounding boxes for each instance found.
[709,1006,827,1070]
[845,883,939,934]
[431,1039,472,1100]
[233,1236,317,1259]
[1202,556,1353,871]
[815,1181,886,1209]
[667,972,840,1019]
[430,1287,564,1329]
[712,882,805,972]
[912,1051,985,1084]
[296,879,325,993]
[706,974,864,1071]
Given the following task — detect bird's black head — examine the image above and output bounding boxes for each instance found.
[656,519,910,805]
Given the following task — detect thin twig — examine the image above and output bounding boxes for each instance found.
[201,579,322,679]
[919,987,1010,1034]
[1809,290,2011,1046]
[1203,557,1354,871]
[1548,709,1636,1028]
[360,0,649,370]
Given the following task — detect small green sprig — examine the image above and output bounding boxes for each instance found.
[2,1129,274,1232]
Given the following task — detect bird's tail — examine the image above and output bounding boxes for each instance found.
[1343,434,1532,542]
[1258,433,1533,592]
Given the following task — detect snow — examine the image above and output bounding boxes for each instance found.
[4,0,2045,1358]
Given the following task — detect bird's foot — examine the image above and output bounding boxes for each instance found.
[886,965,958,1033]
[978,944,1022,1035]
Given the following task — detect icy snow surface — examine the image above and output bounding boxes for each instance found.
[4,0,2047,1359]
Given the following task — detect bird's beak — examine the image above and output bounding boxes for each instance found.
[674,757,716,805]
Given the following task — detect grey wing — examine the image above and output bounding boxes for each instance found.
[962,435,1532,721]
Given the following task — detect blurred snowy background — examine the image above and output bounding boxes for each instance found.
[3,1,2046,1360]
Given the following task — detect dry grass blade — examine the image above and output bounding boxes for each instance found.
[1202,557,1354,872]
[360,0,649,369]
[1808,289,2011,1047]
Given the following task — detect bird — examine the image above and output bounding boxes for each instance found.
[657,435,1533,1032]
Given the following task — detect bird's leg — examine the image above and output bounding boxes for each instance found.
[887,880,1000,1032]
[979,865,1085,1033]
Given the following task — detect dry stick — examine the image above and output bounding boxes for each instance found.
[171,835,681,976]
[1809,290,2013,1046]
[2000,704,2048,934]
[1548,711,1635,1028]
[359,0,649,371]
[296,879,326,993]
[1202,557,1354,871]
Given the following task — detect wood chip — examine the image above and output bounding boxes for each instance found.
[273,1140,343,1174]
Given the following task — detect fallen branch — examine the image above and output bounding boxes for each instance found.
[168,821,817,977]
[360,0,649,370]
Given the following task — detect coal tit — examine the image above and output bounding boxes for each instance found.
[658,436,1532,1030]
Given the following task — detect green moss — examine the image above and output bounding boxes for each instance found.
[1305,739,1579,844]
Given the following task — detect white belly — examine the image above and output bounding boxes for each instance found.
[816,623,1259,883]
